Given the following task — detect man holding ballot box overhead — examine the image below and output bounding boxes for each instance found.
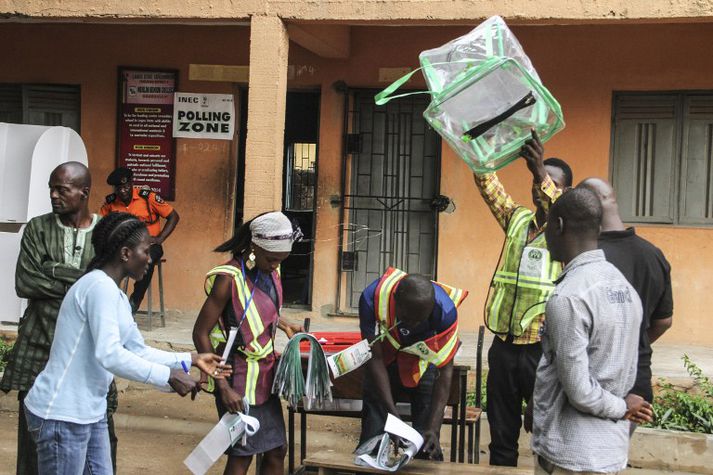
[473,131,572,467]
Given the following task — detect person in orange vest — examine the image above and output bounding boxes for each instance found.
[100,167,180,313]
[357,268,467,460]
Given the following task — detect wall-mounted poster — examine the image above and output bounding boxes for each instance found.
[117,67,178,200]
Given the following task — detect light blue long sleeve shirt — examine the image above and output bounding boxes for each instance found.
[25,270,191,424]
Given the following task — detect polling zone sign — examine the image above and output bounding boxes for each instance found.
[173,93,235,140]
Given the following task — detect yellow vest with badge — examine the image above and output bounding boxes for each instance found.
[485,207,561,336]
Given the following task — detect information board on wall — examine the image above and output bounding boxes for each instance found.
[173,93,235,140]
[117,68,178,200]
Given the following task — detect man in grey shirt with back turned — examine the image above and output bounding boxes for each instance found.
[532,187,653,474]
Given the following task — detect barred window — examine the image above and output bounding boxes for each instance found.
[611,92,713,226]
[0,84,80,132]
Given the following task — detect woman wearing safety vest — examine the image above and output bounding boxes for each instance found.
[193,211,304,475]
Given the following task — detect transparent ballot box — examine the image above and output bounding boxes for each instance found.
[376,16,564,173]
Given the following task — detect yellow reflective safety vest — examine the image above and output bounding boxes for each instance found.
[203,261,281,404]
[373,267,468,387]
[485,207,561,337]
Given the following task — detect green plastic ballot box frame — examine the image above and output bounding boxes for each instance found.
[375,16,565,174]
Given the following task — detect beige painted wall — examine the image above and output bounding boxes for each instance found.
[3,0,713,23]
[0,23,252,319]
[286,23,713,346]
[1,21,712,346]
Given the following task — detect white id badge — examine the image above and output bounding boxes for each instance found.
[518,246,550,279]
[327,339,372,378]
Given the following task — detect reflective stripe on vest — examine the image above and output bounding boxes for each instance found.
[374,267,407,350]
[245,358,259,404]
[203,264,276,400]
[373,267,466,369]
[399,321,460,368]
[485,207,562,336]
[205,265,271,357]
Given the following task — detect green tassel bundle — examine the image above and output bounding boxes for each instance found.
[272,333,333,409]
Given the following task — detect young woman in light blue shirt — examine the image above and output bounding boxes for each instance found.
[24,212,230,475]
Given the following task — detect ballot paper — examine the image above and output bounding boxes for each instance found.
[272,333,333,410]
[354,413,424,472]
[221,327,239,362]
[327,338,372,378]
[183,412,260,475]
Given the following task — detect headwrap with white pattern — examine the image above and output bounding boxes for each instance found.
[250,211,302,253]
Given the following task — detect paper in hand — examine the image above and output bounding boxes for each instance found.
[354,413,424,472]
[221,327,238,363]
[183,412,260,475]
[327,339,372,378]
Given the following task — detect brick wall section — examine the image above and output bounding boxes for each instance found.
[243,15,289,219]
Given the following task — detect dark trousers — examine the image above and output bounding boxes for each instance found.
[17,390,118,475]
[130,243,163,310]
[487,337,542,467]
[358,363,441,460]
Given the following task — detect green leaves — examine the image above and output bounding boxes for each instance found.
[644,355,713,434]
[0,339,12,372]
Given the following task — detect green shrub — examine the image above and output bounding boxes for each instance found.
[466,369,487,409]
[644,355,713,434]
[0,339,13,372]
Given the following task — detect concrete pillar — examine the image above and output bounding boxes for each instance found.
[243,15,289,219]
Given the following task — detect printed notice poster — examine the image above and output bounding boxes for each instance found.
[173,93,235,140]
[117,68,177,200]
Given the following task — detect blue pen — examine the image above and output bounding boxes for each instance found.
[181,361,190,374]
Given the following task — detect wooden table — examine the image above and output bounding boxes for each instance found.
[303,450,530,475]
[287,360,471,474]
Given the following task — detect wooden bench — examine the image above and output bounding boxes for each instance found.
[289,326,487,474]
[303,450,530,475]
[288,364,474,474]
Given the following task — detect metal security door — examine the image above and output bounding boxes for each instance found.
[338,90,441,311]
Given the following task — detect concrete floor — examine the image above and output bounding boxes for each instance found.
[4,307,712,383]
[0,390,703,475]
[1,310,711,474]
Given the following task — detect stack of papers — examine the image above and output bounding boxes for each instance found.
[355,414,424,472]
[272,332,333,409]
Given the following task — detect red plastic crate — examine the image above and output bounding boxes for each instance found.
[299,331,362,354]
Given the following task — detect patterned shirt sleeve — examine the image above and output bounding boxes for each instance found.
[15,219,66,300]
[473,173,519,232]
[536,174,562,215]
